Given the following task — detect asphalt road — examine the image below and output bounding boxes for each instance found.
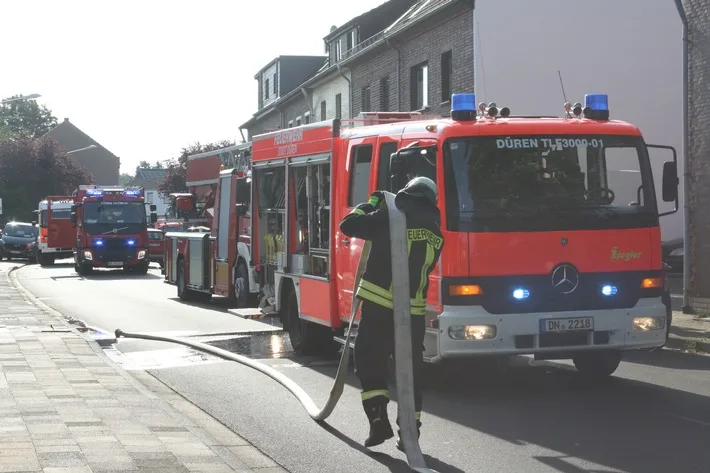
[13,260,710,473]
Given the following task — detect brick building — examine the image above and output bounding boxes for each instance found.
[239,0,474,139]
[686,0,710,314]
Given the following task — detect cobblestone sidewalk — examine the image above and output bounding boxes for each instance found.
[669,310,710,354]
[0,266,288,473]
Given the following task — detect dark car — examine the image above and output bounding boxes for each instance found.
[661,237,683,273]
[0,222,39,261]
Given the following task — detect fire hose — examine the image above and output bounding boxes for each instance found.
[115,191,437,473]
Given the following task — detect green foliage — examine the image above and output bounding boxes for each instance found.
[0,137,92,222]
[157,140,235,197]
[0,96,58,139]
[119,173,134,186]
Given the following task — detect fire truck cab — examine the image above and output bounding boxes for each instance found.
[36,196,75,266]
[247,94,679,377]
[70,185,158,275]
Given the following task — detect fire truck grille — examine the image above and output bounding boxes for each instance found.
[94,238,135,262]
[442,270,663,314]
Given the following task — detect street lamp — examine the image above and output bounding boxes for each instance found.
[66,145,97,155]
[0,94,41,104]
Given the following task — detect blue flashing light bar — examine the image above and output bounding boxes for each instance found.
[124,189,141,196]
[512,288,530,300]
[86,189,103,196]
[452,93,476,112]
[127,239,136,246]
[95,239,104,246]
[584,94,609,111]
[601,284,618,296]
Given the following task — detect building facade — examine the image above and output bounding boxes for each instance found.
[43,118,120,186]
[239,0,474,140]
[129,168,169,218]
[686,0,710,314]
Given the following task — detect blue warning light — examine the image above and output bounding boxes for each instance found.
[126,239,136,246]
[512,288,530,300]
[452,93,476,113]
[95,239,104,246]
[601,284,618,296]
[584,94,609,112]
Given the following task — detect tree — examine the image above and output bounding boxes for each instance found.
[0,137,93,222]
[0,96,58,139]
[119,173,134,186]
[138,160,150,169]
[157,140,235,197]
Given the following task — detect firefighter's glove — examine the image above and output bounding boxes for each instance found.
[355,202,375,214]
[369,191,385,208]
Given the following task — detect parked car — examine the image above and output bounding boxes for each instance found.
[662,237,683,273]
[0,222,39,261]
[147,228,165,269]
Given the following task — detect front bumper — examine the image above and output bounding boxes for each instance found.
[426,297,667,362]
[81,247,148,268]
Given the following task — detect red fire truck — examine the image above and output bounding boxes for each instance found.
[163,165,258,307]
[70,185,158,275]
[242,93,678,377]
[36,196,75,266]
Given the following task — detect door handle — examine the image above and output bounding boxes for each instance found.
[341,239,350,245]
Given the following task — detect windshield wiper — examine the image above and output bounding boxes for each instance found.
[102,226,129,235]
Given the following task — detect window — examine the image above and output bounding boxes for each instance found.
[348,145,373,207]
[296,116,302,126]
[380,77,390,112]
[441,51,452,102]
[288,120,293,128]
[335,40,342,61]
[361,86,371,112]
[410,62,429,110]
[335,94,342,119]
[265,78,270,100]
[304,112,310,124]
[146,191,154,204]
[320,101,327,121]
[346,31,353,52]
[377,142,399,191]
[273,73,277,96]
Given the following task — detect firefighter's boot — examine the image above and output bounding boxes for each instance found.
[362,397,394,448]
[395,419,422,452]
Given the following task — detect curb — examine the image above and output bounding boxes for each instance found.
[7,264,118,346]
[666,334,710,355]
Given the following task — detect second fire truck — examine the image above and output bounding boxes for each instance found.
[36,196,75,266]
[70,185,158,275]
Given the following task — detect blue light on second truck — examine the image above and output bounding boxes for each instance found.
[512,288,530,300]
[451,93,476,113]
[584,94,609,112]
[601,284,618,296]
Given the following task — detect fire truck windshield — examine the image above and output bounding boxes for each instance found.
[39,208,72,228]
[82,201,146,234]
[443,134,658,232]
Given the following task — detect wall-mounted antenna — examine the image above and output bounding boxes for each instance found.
[557,70,568,103]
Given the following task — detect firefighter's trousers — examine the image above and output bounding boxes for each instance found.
[354,299,426,422]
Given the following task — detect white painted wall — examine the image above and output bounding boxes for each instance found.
[311,71,351,121]
[474,0,683,240]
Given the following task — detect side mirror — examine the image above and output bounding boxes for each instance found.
[150,213,158,223]
[70,212,77,225]
[662,161,679,203]
[149,204,157,212]
[236,203,248,217]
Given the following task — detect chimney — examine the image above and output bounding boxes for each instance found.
[63,118,69,122]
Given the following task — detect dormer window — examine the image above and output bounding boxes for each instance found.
[265,78,270,100]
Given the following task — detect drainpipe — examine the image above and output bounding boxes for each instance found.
[472,0,476,97]
[336,64,352,118]
[674,0,691,312]
[386,38,401,110]
[300,87,313,117]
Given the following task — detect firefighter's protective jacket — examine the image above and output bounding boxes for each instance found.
[339,194,444,315]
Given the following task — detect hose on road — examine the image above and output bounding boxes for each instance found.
[116,191,437,473]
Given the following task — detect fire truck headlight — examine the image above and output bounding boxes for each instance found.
[632,317,665,331]
[448,325,496,340]
[137,250,146,259]
[83,250,93,260]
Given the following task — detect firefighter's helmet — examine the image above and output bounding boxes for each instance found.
[397,176,437,207]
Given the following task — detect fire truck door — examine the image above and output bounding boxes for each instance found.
[213,171,234,294]
[335,139,377,319]
[47,202,74,249]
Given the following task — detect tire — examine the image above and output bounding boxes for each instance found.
[285,290,332,355]
[77,262,93,276]
[133,262,149,275]
[572,350,622,378]
[177,259,193,301]
[233,260,250,308]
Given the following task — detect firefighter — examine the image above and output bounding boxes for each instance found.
[339,176,444,449]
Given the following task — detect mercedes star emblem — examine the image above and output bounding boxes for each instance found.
[551,264,579,294]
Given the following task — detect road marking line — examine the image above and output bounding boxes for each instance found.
[668,414,710,427]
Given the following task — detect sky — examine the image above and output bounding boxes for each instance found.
[0,0,386,174]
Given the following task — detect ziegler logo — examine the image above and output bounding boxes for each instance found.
[610,246,643,262]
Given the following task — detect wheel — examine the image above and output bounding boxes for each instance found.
[233,260,250,308]
[285,290,333,355]
[76,262,93,276]
[133,262,149,275]
[177,259,193,301]
[572,350,622,378]
[39,252,54,267]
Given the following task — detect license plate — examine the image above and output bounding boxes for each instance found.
[9,250,21,254]
[107,262,122,267]
[541,317,594,332]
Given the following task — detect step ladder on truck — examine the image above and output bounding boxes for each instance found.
[231,93,679,378]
